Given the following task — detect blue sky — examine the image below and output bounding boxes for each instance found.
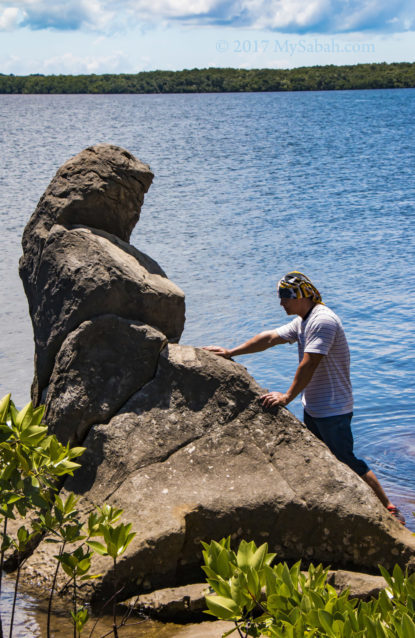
[0,0,414,74]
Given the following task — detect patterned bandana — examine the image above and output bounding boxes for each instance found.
[277,271,323,304]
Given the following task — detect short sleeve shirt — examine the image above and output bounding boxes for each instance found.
[276,305,353,418]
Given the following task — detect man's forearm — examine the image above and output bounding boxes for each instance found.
[284,353,323,402]
[203,331,286,359]
[260,352,323,408]
[228,331,285,356]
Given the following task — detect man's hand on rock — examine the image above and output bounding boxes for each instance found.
[202,346,232,359]
[260,391,290,408]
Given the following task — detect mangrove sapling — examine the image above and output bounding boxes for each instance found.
[39,502,137,638]
[39,501,136,637]
[0,394,138,638]
[202,537,415,637]
[0,394,84,636]
[7,526,39,638]
[87,517,136,637]
[32,492,85,638]
[59,546,94,638]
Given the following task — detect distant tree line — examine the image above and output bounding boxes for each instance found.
[0,63,414,94]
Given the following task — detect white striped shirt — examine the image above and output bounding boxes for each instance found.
[276,304,353,418]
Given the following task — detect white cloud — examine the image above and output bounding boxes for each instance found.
[0,0,114,31]
[0,7,25,30]
[130,0,215,18]
[0,50,135,74]
[43,50,131,73]
[0,0,414,33]
[250,0,331,30]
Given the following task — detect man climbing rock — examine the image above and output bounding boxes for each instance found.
[204,270,405,524]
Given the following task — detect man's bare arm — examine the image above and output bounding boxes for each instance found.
[203,330,287,359]
[261,352,324,407]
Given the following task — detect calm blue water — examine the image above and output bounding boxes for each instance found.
[0,90,414,533]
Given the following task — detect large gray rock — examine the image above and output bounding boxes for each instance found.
[30,224,184,400]
[21,345,415,607]
[327,570,387,600]
[67,346,415,602]
[19,145,185,402]
[20,143,153,287]
[18,146,415,613]
[45,315,167,444]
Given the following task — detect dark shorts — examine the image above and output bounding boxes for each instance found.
[303,411,370,477]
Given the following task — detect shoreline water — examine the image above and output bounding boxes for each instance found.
[0,573,230,637]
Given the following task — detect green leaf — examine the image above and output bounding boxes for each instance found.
[71,607,89,632]
[121,531,136,554]
[0,394,11,423]
[246,565,261,601]
[251,542,268,571]
[378,590,393,615]
[68,446,85,459]
[318,610,335,636]
[392,564,405,596]
[1,535,12,552]
[31,405,45,425]
[290,561,301,587]
[61,524,84,543]
[16,449,30,473]
[77,558,91,574]
[62,492,79,515]
[362,613,380,638]
[15,499,28,517]
[236,540,256,570]
[230,571,250,608]
[401,613,415,637]
[20,424,48,446]
[17,526,29,544]
[281,563,294,593]
[6,494,23,505]
[15,401,34,429]
[206,576,231,598]
[45,460,79,478]
[8,402,19,426]
[205,595,241,620]
[216,547,234,579]
[97,503,123,525]
[268,594,291,614]
[264,564,278,597]
[0,424,12,443]
[87,540,108,556]
[80,573,102,581]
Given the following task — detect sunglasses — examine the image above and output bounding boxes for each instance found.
[278,287,295,299]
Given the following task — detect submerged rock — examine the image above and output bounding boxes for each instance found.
[19,144,415,612]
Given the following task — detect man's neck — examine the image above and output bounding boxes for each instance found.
[298,300,316,320]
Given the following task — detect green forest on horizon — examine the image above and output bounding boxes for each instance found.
[0,62,414,94]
